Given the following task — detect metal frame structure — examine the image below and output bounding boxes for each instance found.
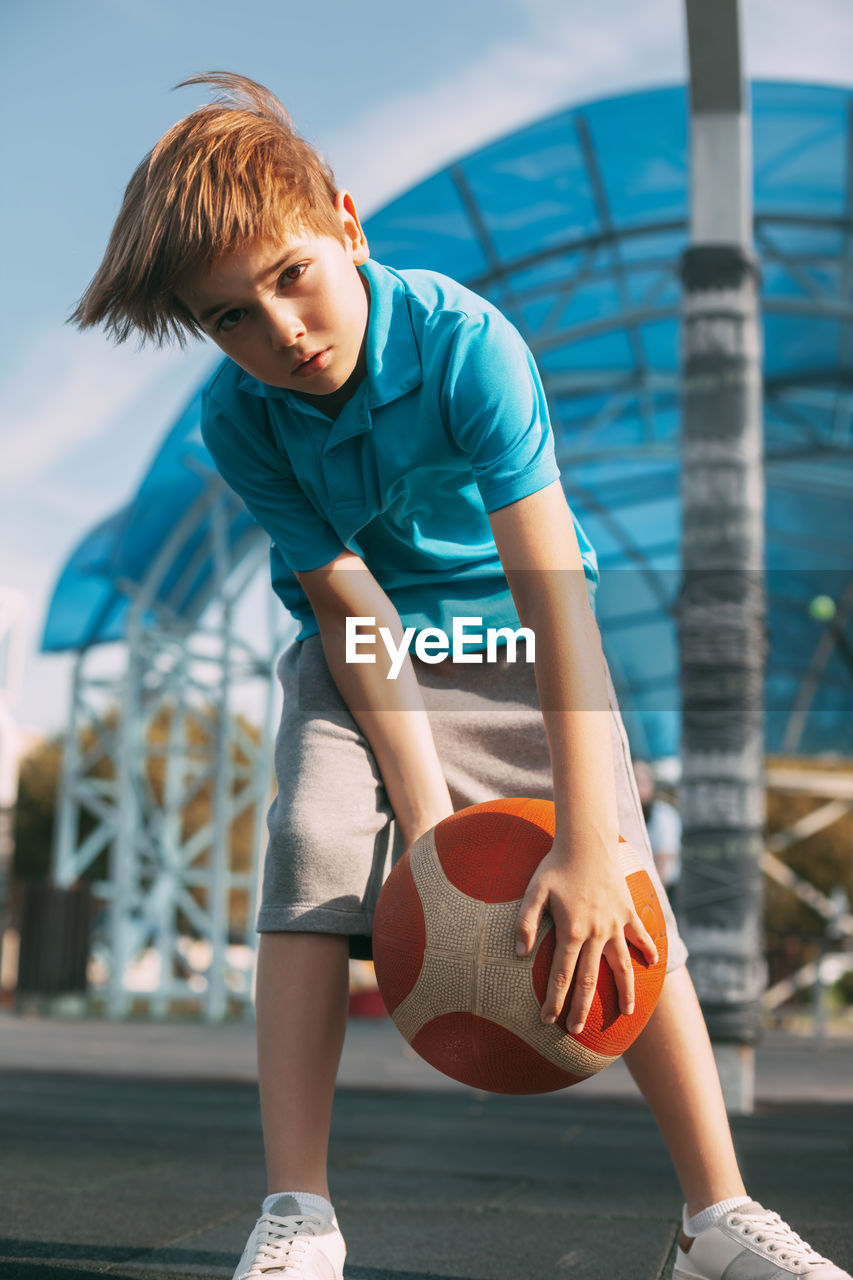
[52,475,286,1018]
[362,75,853,1069]
[678,0,765,1104]
[42,79,852,1024]
[364,85,853,759]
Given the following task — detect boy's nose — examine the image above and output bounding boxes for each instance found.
[267,304,305,349]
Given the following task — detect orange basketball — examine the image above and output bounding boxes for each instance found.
[372,797,668,1094]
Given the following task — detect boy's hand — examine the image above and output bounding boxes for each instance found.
[514,832,659,1034]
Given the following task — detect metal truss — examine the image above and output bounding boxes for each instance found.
[445,101,853,758]
[48,83,852,1020]
[52,475,288,1019]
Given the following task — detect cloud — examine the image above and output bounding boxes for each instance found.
[745,0,853,84]
[331,0,686,213]
[0,323,213,733]
[331,0,851,216]
[0,326,193,488]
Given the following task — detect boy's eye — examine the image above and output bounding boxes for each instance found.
[279,263,307,286]
[217,308,246,333]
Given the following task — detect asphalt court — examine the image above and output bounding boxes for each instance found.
[2,1057,852,1280]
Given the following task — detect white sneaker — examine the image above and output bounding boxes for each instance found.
[232,1195,346,1280]
[673,1200,851,1279]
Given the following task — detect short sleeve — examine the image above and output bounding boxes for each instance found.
[201,387,345,573]
[440,310,560,513]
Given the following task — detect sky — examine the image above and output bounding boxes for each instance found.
[1,0,852,737]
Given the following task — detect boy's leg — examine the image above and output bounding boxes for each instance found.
[255,931,350,1198]
[593,663,744,1211]
[253,636,398,1198]
[622,963,745,1214]
[629,970,853,1278]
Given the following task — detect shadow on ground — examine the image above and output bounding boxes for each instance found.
[2,1071,851,1280]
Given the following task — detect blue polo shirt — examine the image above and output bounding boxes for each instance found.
[201,259,598,641]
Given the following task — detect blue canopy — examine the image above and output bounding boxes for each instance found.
[43,81,853,757]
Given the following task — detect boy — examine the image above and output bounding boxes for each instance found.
[72,73,850,1280]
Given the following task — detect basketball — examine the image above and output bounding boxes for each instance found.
[372,797,668,1094]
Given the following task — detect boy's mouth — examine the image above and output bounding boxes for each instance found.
[292,349,331,377]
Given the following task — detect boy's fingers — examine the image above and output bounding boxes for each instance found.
[514,884,545,956]
[625,914,659,967]
[540,940,581,1024]
[603,937,635,1017]
[565,944,602,1034]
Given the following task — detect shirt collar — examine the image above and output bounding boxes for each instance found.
[234,258,422,411]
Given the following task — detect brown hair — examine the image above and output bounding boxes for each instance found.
[70,72,343,345]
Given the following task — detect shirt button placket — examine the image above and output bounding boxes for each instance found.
[325,440,362,510]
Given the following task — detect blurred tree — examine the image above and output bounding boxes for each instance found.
[764,756,853,1001]
[12,736,63,882]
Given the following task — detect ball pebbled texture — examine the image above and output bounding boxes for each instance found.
[373,797,668,1094]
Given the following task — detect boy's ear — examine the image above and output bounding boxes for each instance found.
[335,189,369,265]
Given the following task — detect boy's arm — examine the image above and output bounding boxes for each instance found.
[295,552,453,849]
[488,480,659,1034]
[200,395,451,845]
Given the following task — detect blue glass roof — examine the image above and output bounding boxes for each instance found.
[43,81,853,757]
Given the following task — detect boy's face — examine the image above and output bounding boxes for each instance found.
[179,190,370,398]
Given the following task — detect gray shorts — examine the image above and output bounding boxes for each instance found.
[260,634,687,973]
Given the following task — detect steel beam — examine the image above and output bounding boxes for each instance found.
[680,0,765,1110]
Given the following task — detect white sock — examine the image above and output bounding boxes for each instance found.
[684,1197,752,1237]
[263,1191,335,1221]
